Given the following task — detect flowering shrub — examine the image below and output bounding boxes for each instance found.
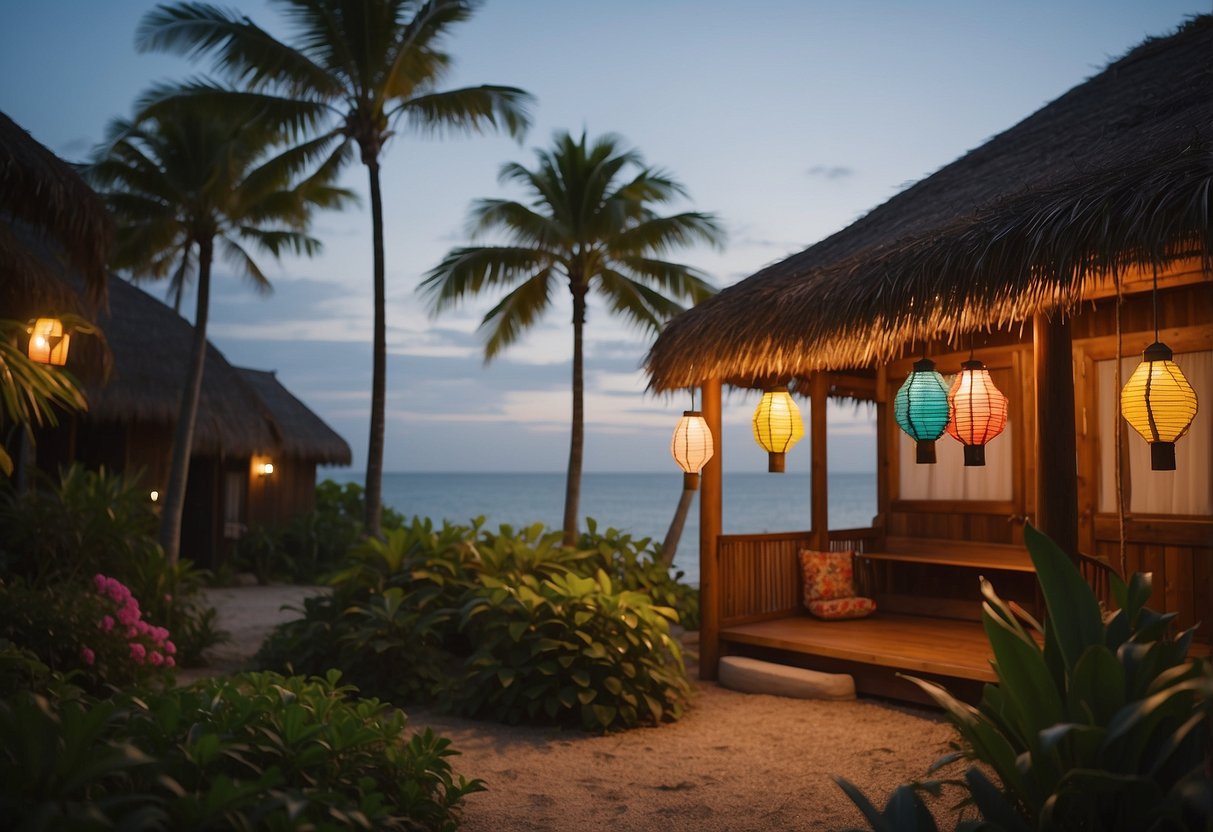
[0,576,176,693]
[91,574,177,674]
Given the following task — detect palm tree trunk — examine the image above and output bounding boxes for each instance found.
[660,487,695,567]
[160,237,212,565]
[364,158,387,538]
[561,285,587,547]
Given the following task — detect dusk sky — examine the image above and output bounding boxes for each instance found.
[2,1,1203,475]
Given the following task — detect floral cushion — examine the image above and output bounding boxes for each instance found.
[807,597,877,620]
[799,549,856,603]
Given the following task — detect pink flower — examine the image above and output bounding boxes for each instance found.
[99,616,115,633]
[149,651,164,667]
[164,641,177,656]
[93,574,107,592]
[165,656,176,668]
[80,646,95,666]
[129,643,146,663]
[117,606,139,627]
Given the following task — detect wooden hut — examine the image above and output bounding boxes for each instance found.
[34,275,352,567]
[646,18,1211,702]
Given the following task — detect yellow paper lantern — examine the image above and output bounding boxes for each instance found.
[946,359,1008,467]
[752,387,804,472]
[670,410,713,490]
[28,318,70,365]
[1120,342,1198,471]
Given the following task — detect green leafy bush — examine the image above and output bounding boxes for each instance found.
[455,568,691,730]
[257,518,695,731]
[0,670,482,831]
[577,519,699,629]
[838,523,1213,831]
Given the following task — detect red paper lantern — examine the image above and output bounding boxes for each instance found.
[946,359,1008,466]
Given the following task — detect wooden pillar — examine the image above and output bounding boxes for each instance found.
[698,377,723,681]
[810,372,830,551]
[1033,313,1079,561]
[874,365,890,537]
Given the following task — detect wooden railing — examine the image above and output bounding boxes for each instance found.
[718,528,881,626]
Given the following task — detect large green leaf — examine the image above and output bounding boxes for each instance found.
[1066,645,1125,725]
[1022,523,1104,673]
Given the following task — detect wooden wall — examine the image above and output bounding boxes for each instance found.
[873,267,1212,643]
[246,456,318,531]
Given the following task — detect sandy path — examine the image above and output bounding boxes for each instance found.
[192,586,965,830]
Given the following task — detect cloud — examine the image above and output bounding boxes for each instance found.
[806,164,856,180]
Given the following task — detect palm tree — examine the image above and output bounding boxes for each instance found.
[89,103,352,563]
[422,131,724,546]
[136,0,534,538]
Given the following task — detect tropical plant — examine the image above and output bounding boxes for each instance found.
[89,103,351,564]
[577,519,698,629]
[454,568,691,731]
[0,670,483,830]
[136,0,535,538]
[837,523,1213,831]
[422,130,724,545]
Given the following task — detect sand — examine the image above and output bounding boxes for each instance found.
[192,585,966,831]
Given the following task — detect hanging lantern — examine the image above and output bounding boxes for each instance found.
[752,386,804,473]
[1120,342,1198,471]
[894,358,951,464]
[28,318,70,365]
[670,410,713,490]
[946,359,1008,467]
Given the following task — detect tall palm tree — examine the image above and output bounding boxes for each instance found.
[422,131,724,546]
[136,0,534,538]
[89,104,352,563]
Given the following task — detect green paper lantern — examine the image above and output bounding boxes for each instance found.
[894,358,950,464]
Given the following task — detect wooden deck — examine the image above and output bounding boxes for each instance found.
[865,537,1034,572]
[721,613,998,684]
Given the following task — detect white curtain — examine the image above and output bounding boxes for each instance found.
[898,420,1013,501]
[1097,350,1212,516]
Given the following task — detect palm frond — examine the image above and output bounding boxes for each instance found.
[219,236,272,292]
[380,0,471,99]
[595,269,684,334]
[137,1,341,96]
[237,226,322,259]
[419,245,554,313]
[468,198,568,248]
[136,79,334,138]
[480,270,554,360]
[610,212,726,256]
[397,84,533,140]
[613,256,717,303]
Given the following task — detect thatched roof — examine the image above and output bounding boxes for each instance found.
[0,111,111,315]
[236,368,352,465]
[83,276,349,463]
[647,16,1212,391]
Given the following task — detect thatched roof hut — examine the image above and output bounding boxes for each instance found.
[237,368,351,465]
[0,111,111,314]
[646,15,1212,390]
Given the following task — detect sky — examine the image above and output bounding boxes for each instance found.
[1,0,1204,475]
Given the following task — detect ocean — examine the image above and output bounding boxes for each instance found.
[321,471,877,584]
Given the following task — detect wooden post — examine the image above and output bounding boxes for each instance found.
[874,365,890,538]
[1033,313,1079,562]
[698,377,723,681]
[810,372,830,551]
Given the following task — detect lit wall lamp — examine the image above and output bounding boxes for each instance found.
[28,318,70,365]
[752,386,804,472]
[670,410,714,490]
[150,490,159,502]
[256,461,275,477]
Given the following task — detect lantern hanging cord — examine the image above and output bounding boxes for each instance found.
[1152,264,1159,343]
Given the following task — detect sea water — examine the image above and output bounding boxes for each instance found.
[320,471,876,584]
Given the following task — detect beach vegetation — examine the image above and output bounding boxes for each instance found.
[837,524,1213,830]
[0,669,481,831]
[422,130,724,546]
[136,0,534,540]
[90,101,352,566]
[257,516,693,730]
[0,464,225,668]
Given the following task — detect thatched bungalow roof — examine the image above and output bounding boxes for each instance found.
[85,276,349,464]
[647,16,1212,391]
[0,111,111,314]
[236,368,352,465]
